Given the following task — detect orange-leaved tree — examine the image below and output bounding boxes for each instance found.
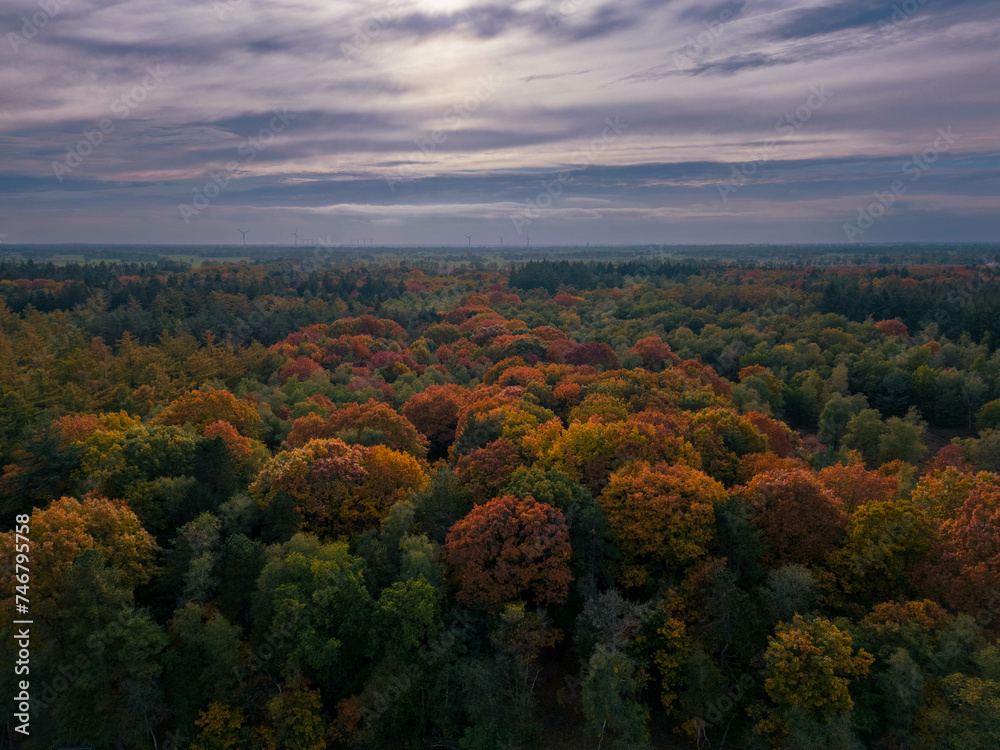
[284,398,427,457]
[598,461,725,588]
[154,387,262,438]
[818,461,900,513]
[0,495,157,609]
[914,484,1000,632]
[251,438,428,536]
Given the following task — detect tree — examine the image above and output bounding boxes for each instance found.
[818,462,900,512]
[581,645,651,750]
[735,367,785,416]
[192,703,249,750]
[916,484,1000,631]
[745,410,800,458]
[843,408,888,467]
[402,384,466,459]
[628,336,680,371]
[251,438,428,537]
[453,438,521,504]
[252,534,372,696]
[279,355,324,384]
[923,444,973,474]
[487,602,562,743]
[443,495,572,610]
[37,550,168,749]
[961,373,987,430]
[52,410,140,444]
[598,462,724,588]
[965,429,1000,472]
[757,615,873,744]
[635,595,691,714]
[285,398,427,458]
[915,674,1000,749]
[910,467,1000,520]
[154,387,263,437]
[738,469,847,568]
[975,398,1000,432]
[203,419,269,474]
[371,577,440,663]
[687,408,768,485]
[762,565,818,626]
[875,319,909,338]
[565,341,620,370]
[264,686,328,750]
[568,393,630,424]
[818,394,860,451]
[165,602,242,729]
[878,408,929,465]
[504,465,592,512]
[78,422,199,499]
[832,500,933,601]
[216,533,266,626]
[0,496,157,609]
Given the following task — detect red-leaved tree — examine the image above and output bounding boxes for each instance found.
[443,495,572,610]
[738,469,847,567]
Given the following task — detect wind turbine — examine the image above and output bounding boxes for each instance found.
[498,236,504,248]
[238,229,248,247]
[465,234,472,248]
[526,234,531,249]
[290,228,300,246]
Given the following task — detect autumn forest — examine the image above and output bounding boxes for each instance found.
[2,253,1000,750]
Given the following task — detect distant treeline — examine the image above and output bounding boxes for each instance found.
[509,259,707,293]
[511,259,1000,349]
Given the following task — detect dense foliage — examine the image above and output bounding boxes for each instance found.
[2,255,1000,749]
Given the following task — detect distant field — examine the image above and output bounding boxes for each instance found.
[30,253,252,268]
[50,254,88,265]
[160,254,252,268]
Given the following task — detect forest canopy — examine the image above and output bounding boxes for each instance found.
[2,255,1000,749]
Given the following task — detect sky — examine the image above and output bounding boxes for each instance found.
[1,0,998,247]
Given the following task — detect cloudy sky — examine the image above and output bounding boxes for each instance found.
[1,0,998,246]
